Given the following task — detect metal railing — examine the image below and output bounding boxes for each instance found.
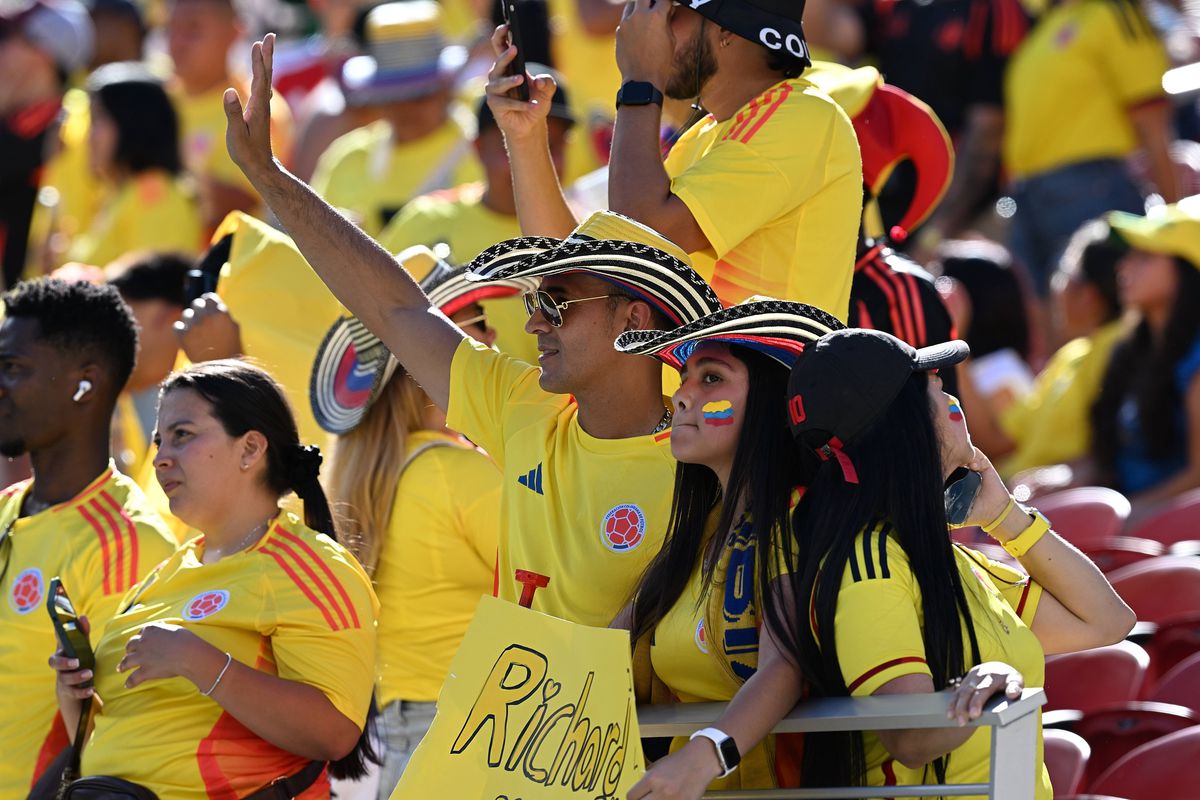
[637,687,1046,799]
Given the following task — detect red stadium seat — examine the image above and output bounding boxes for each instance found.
[1150,652,1200,712]
[1073,701,1199,785]
[1038,487,1130,549]
[1107,557,1200,624]
[1128,489,1200,546]
[1088,726,1200,799]
[1081,536,1165,573]
[1139,613,1200,691]
[1044,729,1090,797]
[1044,641,1149,713]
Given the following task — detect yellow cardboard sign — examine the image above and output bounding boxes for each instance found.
[392,595,645,799]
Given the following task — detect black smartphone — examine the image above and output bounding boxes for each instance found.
[47,577,95,688]
[945,469,983,526]
[500,0,530,101]
[184,233,233,304]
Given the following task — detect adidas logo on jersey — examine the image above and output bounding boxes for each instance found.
[517,463,544,495]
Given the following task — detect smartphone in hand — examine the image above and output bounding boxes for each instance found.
[945,468,983,527]
[47,578,95,689]
[500,0,530,101]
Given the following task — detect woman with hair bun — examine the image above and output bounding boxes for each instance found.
[50,359,378,799]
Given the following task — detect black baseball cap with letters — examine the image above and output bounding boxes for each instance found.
[786,329,969,482]
[680,0,810,67]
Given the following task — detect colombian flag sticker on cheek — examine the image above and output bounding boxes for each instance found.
[948,397,964,422]
[703,400,735,426]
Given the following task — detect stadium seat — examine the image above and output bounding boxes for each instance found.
[1138,613,1200,691]
[1128,488,1200,546]
[1088,726,1200,799]
[1107,557,1200,624]
[1037,487,1130,549]
[1150,652,1200,712]
[1044,641,1149,713]
[1081,536,1164,573]
[1073,701,1198,785]
[1044,729,1090,797]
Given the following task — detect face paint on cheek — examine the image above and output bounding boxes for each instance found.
[702,400,735,426]
[947,397,964,422]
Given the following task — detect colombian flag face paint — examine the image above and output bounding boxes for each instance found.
[947,397,964,422]
[703,400,735,426]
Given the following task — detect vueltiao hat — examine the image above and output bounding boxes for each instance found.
[786,329,969,483]
[614,297,844,369]
[684,0,810,67]
[309,245,536,434]
[1108,197,1200,270]
[341,0,466,106]
[464,211,723,326]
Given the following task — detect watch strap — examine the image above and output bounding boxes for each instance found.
[690,727,740,778]
[1001,507,1051,558]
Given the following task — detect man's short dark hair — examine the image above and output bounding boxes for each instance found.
[107,251,191,307]
[607,288,672,330]
[2,278,138,389]
[764,48,808,79]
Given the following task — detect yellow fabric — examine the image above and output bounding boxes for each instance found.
[0,465,176,796]
[114,392,149,479]
[446,338,675,626]
[375,430,500,705]
[832,523,1051,798]
[67,171,202,267]
[211,211,345,447]
[664,77,861,319]
[1004,0,1169,179]
[82,514,378,798]
[378,183,538,363]
[1109,198,1200,268]
[310,111,481,237]
[999,320,1125,476]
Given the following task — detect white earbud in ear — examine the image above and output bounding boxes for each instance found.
[73,380,93,402]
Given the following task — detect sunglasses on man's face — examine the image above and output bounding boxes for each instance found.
[521,290,622,328]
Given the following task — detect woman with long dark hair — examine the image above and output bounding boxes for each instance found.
[1091,203,1200,516]
[785,329,1134,797]
[67,61,200,266]
[50,360,378,798]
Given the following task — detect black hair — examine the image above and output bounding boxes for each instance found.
[87,62,183,176]
[107,251,191,307]
[784,373,981,789]
[939,241,1032,361]
[158,359,378,778]
[606,287,673,331]
[763,48,808,79]
[2,277,138,392]
[1058,219,1124,323]
[1092,257,1200,481]
[631,348,806,657]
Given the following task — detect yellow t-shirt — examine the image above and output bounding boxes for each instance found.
[0,465,176,796]
[67,171,202,267]
[833,522,1051,799]
[999,320,1124,477]
[310,111,481,237]
[1004,0,1169,179]
[82,514,378,799]
[663,76,861,319]
[446,338,675,626]
[375,430,500,705]
[378,182,537,363]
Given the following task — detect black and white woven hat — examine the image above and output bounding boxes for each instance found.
[464,211,722,326]
[309,245,535,434]
[614,297,844,369]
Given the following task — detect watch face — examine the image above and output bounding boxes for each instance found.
[718,735,740,768]
[618,81,660,106]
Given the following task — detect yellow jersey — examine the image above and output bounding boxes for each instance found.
[375,430,500,705]
[999,320,1124,477]
[832,522,1051,799]
[310,112,481,237]
[378,182,537,363]
[664,76,861,319]
[82,514,378,799]
[1004,0,1169,179]
[446,338,675,626]
[0,464,176,796]
[67,170,202,267]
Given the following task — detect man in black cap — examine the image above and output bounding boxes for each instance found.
[486,0,862,320]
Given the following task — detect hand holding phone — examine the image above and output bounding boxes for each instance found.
[47,578,95,689]
[500,0,530,101]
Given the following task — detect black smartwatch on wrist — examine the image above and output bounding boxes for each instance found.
[616,80,664,109]
[690,727,741,778]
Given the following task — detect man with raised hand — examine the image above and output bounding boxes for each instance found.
[223,35,722,626]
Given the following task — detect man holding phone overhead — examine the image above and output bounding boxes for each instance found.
[0,279,176,796]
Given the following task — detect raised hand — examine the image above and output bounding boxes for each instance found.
[224,34,279,182]
[174,292,243,362]
[484,24,558,142]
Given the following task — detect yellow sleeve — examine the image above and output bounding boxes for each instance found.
[126,177,202,256]
[833,528,933,696]
[1092,3,1169,105]
[263,540,380,727]
[445,337,548,468]
[956,545,1043,627]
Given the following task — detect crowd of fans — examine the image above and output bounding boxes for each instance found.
[1,0,1199,797]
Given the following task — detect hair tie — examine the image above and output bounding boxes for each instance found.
[287,444,323,489]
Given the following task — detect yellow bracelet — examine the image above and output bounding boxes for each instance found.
[982,498,1017,534]
[1001,508,1051,559]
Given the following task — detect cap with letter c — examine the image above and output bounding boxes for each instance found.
[682,0,810,68]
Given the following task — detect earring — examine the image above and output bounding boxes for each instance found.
[72,380,93,402]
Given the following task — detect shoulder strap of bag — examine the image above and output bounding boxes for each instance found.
[242,760,326,800]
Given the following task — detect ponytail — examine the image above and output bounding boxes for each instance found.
[286,444,338,540]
